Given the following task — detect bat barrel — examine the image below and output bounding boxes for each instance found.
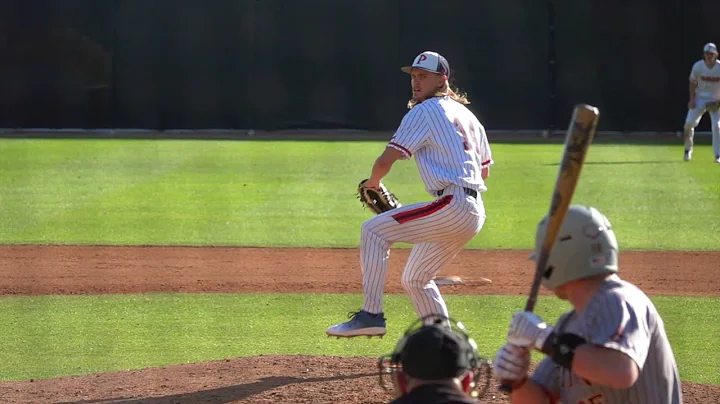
[575,103,599,113]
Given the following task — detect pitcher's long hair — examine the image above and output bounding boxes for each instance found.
[408,80,470,109]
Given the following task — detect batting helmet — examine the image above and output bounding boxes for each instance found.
[533,205,619,291]
[377,314,492,399]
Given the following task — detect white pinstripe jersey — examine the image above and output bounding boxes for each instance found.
[531,275,682,404]
[387,96,493,197]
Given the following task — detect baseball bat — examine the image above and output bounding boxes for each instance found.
[499,103,599,393]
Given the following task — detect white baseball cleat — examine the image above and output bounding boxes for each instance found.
[326,310,387,338]
[715,155,720,163]
[684,150,692,161]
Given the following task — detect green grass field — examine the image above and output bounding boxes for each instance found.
[1,139,718,249]
[1,294,718,384]
[0,139,718,384]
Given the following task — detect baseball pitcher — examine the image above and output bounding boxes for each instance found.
[684,42,720,163]
[326,51,493,338]
[493,205,682,403]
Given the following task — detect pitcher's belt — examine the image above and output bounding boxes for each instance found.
[435,187,477,199]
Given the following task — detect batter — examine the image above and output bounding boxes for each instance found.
[493,205,682,403]
[326,51,493,338]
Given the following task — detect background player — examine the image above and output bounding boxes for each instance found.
[326,51,493,337]
[493,205,682,403]
[684,42,720,163]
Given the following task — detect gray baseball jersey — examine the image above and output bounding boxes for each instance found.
[531,275,682,403]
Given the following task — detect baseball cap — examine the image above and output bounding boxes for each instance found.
[704,43,718,54]
[399,324,472,380]
[401,51,451,78]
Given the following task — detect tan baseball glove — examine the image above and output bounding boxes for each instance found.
[705,100,720,112]
[357,179,402,214]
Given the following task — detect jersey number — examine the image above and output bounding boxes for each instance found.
[453,118,481,156]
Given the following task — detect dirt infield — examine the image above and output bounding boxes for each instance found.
[0,245,718,403]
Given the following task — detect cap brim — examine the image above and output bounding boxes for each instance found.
[400,66,444,75]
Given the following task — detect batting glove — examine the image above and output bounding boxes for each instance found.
[493,343,530,385]
[507,311,555,351]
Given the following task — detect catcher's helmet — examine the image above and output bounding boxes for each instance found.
[533,205,619,291]
[377,314,492,399]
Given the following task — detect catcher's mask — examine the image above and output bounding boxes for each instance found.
[377,314,492,399]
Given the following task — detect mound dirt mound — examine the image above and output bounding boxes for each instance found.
[0,245,717,402]
[1,355,718,404]
[0,356,393,404]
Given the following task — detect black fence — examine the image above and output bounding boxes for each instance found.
[0,0,718,132]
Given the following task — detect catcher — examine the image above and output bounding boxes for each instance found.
[327,50,493,338]
[493,205,682,403]
[377,315,492,403]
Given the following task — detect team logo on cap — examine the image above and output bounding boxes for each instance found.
[590,254,607,268]
[416,54,427,64]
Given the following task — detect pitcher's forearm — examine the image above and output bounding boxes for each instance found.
[368,159,393,184]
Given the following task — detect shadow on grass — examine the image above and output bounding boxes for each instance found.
[59,372,379,404]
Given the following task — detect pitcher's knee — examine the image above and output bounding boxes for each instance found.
[361,218,390,248]
[684,121,696,131]
[361,219,381,241]
[401,271,431,293]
